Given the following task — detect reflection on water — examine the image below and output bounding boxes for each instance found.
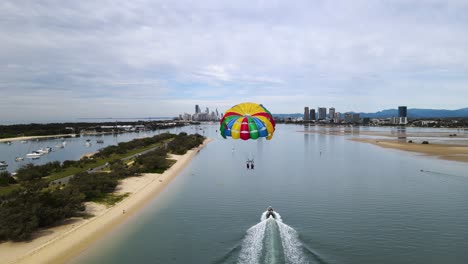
[397,126,407,142]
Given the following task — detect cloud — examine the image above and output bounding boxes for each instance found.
[1,0,468,122]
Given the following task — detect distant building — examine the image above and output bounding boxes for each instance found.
[363,117,370,125]
[333,112,340,123]
[195,105,201,114]
[304,107,310,121]
[329,107,335,120]
[318,107,327,120]
[182,113,192,121]
[399,106,408,125]
[352,113,360,123]
[309,109,316,121]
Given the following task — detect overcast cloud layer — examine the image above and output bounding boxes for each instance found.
[1,0,468,122]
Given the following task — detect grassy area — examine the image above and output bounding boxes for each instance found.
[90,193,130,206]
[0,184,20,196]
[45,140,171,182]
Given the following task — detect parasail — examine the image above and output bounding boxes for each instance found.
[220,102,276,140]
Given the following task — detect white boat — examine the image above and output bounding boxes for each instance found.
[0,161,8,168]
[55,140,67,149]
[37,147,52,154]
[26,151,42,158]
[15,157,24,162]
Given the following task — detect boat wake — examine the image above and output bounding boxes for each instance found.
[236,211,310,264]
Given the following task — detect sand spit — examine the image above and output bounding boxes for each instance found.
[351,138,468,163]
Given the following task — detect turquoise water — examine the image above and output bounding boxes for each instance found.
[64,124,468,264]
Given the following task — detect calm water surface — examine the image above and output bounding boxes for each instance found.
[61,124,468,264]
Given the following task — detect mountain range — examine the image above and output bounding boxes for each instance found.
[273,108,468,119]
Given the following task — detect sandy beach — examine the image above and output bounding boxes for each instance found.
[351,138,468,163]
[0,138,213,264]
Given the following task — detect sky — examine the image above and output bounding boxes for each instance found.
[1,0,468,122]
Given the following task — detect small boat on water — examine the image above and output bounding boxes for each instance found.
[96,139,104,143]
[26,151,42,159]
[266,206,276,219]
[0,161,8,168]
[37,147,52,154]
[55,144,64,149]
[15,157,24,162]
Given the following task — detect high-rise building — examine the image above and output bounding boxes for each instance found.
[398,106,407,117]
[304,107,310,121]
[310,109,316,121]
[318,107,327,120]
[329,107,335,120]
[195,105,201,114]
[398,106,408,125]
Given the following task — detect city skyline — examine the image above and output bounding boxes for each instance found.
[2,1,468,122]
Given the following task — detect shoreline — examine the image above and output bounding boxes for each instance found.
[351,138,468,163]
[0,134,77,143]
[296,129,468,163]
[1,138,213,264]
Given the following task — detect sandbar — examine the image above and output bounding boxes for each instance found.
[351,138,468,163]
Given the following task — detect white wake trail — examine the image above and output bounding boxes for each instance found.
[277,221,309,264]
[238,210,309,264]
[238,221,267,264]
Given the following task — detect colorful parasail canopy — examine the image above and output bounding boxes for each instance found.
[220,102,276,140]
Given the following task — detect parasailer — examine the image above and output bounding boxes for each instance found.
[219,102,276,140]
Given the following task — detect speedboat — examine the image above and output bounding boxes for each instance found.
[15,157,24,162]
[0,161,8,168]
[26,151,42,159]
[266,206,276,219]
